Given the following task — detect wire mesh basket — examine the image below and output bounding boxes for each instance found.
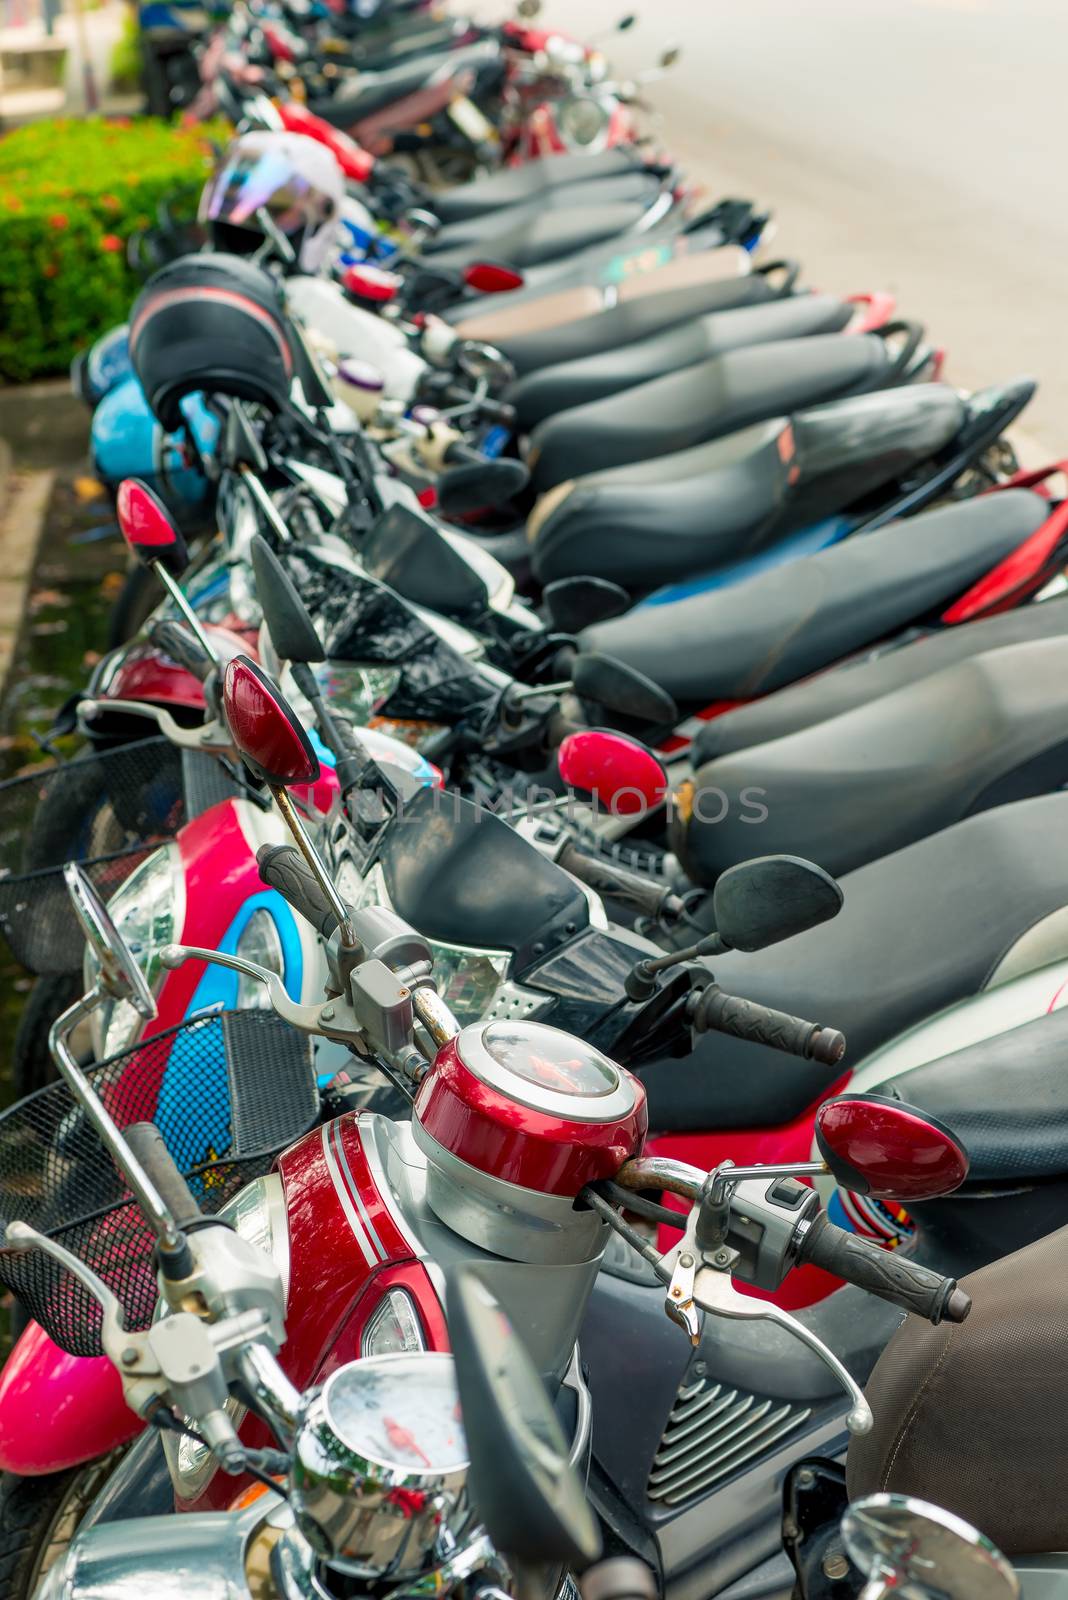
[0,1009,318,1356]
[0,738,186,976]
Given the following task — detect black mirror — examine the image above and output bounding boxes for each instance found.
[446,1266,601,1571]
[361,503,489,615]
[148,618,214,684]
[224,401,269,474]
[571,652,677,728]
[712,854,843,952]
[437,457,529,517]
[250,536,323,665]
[543,576,631,634]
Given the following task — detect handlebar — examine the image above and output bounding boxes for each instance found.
[688,985,846,1065]
[258,842,342,939]
[124,1122,205,1235]
[797,1212,970,1325]
[556,841,684,921]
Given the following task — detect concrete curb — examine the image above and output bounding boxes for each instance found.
[0,467,55,697]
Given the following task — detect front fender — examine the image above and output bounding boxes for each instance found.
[0,1321,142,1476]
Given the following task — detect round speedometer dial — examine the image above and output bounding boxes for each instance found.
[323,1353,469,1475]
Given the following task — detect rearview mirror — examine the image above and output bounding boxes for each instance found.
[571,652,677,728]
[63,862,156,1019]
[437,457,530,517]
[116,478,189,576]
[223,655,321,788]
[842,1494,1018,1600]
[557,729,668,817]
[712,854,842,952]
[249,535,324,666]
[462,262,525,296]
[543,576,631,633]
[815,1094,969,1201]
[446,1266,601,1569]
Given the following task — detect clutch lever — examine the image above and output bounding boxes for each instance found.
[78,697,233,755]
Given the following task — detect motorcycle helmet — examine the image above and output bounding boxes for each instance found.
[129,254,296,431]
[199,130,344,273]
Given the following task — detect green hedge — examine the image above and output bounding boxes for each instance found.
[0,117,225,383]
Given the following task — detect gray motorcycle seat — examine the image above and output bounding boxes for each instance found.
[579,489,1050,704]
[873,1006,1068,1185]
[421,200,653,272]
[677,633,1068,885]
[639,793,1068,1131]
[311,40,497,126]
[431,148,651,223]
[847,1223,1068,1555]
[694,591,1068,762]
[493,274,783,376]
[425,171,663,254]
[508,293,854,429]
[530,384,967,591]
[526,332,897,493]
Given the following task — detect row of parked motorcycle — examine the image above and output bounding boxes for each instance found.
[0,0,1065,1596]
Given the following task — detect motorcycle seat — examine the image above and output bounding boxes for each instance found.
[639,792,1068,1130]
[431,148,652,224]
[579,489,1050,705]
[873,1006,1068,1185]
[530,384,966,590]
[846,1222,1068,1556]
[694,589,1068,762]
[310,40,497,127]
[421,200,654,272]
[424,171,663,253]
[490,272,783,375]
[508,293,853,430]
[677,634,1068,885]
[526,332,899,493]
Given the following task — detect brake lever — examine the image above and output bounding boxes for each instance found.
[161,945,338,1035]
[659,1208,873,1436]
[78,698,234,755]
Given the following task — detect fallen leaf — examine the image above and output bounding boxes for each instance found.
[74,476,106,502]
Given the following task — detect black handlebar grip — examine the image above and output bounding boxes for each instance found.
[799,1213,971,1325]
[124,1121,205,1232]
[149,618,213,684]
[690,986,846,1065]
[257,842,340,938]
[557,842,680,920]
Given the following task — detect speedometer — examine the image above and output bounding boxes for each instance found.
[322,1353,469,1475]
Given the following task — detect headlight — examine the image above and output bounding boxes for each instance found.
[343,863,510,1027]
[164,1174,290,1498]
[361,1288,426,1357]
[235,906,285,1009]
[560,95,609,148]
[85,844,180,1059]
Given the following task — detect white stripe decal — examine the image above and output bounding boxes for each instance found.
[321,1125,377,1266]
[332,1121,385,1260]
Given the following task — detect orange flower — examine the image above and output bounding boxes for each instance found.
[100,233,123,253]
[99,193,121,213]
[42,262,59,278]
[48,212,69,230]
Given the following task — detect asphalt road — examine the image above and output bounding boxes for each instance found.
[504,0,1068,454]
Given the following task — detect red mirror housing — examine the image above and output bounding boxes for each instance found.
[557,729,668,818]
[815,1093,969,1201]
[463,262,525,295]
[342,264,402,304]
[223,655,320,788]
[116,478,190,576]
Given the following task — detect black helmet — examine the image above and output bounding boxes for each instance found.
[129,253,296,431]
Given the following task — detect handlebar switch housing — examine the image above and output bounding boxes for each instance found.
[726,1176,822,1293]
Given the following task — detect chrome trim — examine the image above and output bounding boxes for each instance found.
[454,1019,639,1123]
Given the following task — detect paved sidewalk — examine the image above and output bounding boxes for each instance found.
[0,1,132,123]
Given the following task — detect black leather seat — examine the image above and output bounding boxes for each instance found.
[508,293,853,429]
[695,591,1068,762]
[580,489,1050,704]
[872,1008,1068,1185]
[639,793,1068,1130]
[425,171,663,255]
[530,384,966,591]
[309,40,498,127]
[494,274,786,376]
[846,1223,1068,1555]
[676,635,1068,885]
[432,148,652,223]
[421,201,653,272]
[527,333,899,493]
